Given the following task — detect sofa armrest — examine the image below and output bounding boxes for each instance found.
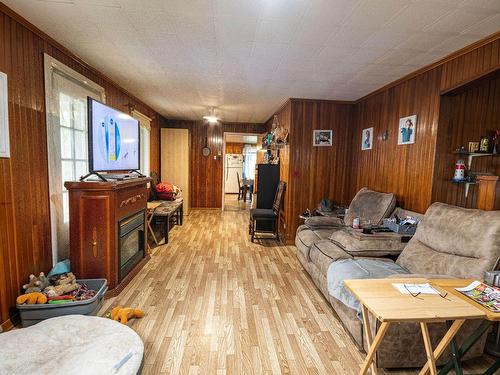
[304,216,344,229]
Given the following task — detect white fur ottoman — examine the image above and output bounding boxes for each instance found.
[0,315,144,375]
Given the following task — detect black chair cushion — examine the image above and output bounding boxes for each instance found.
[250,208,277,218]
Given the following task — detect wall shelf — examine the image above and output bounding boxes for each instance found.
[451,180,477,198]
[452,151,495,169]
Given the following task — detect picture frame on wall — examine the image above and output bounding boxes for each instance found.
[0,72,9,158]
[398,115,417,145]
[361,127,373,150]
[313,130,332,146]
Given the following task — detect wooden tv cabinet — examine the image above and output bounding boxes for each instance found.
[64,177,152,295]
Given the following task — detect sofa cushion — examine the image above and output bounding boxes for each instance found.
[329,228,407,257]
[344,188,396,226]
[327,258,409,314]
[397,203,500,278]
[309,240,352,275]
[295,227,338,260]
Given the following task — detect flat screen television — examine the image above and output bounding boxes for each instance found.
[88,97,140,173]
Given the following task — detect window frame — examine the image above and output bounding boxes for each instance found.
[44,54,105,264]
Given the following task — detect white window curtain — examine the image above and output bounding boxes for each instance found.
[44,54,105,264]
[243,144,257,180]
[131,110,151,178]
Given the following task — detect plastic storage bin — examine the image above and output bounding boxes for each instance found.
[382,218,417,235]
[17,278,107,327]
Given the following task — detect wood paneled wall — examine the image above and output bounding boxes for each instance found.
[432,73,500,208]
[267,99,353,242]
[164,120,266,208]
[0,5,161,329]
[350,35,500,213]
[349,67,443,212]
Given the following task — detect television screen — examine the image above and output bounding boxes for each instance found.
[88,98,140,172]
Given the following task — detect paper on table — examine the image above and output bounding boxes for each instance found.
[455,280,482,292]
[392,283,440,295]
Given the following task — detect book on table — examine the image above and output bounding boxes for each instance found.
[455,280,500,312]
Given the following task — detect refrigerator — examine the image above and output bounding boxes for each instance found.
[225,154,243,193]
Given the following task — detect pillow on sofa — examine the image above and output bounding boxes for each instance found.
[303,216,343,229]
[329,228,407,257]
[344,188,396,226]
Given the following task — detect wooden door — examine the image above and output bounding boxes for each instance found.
[161,128,190,214]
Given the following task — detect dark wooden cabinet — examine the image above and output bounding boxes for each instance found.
[255,164,280,231]
[64,178,151,293]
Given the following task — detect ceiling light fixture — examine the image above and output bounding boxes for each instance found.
[203,107,219,124]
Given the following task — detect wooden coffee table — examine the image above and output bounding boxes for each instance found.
[344,278,486,375]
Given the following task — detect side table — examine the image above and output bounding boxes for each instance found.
[344,278,485,375]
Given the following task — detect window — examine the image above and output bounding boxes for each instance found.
[132,110,152,178]
[44,54,105,264]
[59,93,88,223]
[243,144,257,180]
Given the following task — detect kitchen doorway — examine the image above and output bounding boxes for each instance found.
[222,132,260,211]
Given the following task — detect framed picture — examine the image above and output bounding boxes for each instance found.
[361,127,373,150]
[0,72,9,158]
[313,130,332,146]
[398,115,416,145]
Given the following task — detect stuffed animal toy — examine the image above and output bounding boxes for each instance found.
[111,306,144,324]
[16,292,47,305]
[22,272,50,293]
[44,283,79,298]
[44,272,80,297]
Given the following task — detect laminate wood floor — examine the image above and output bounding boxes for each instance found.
[100,209,494,375]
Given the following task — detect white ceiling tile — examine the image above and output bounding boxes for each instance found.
[326,26,378,48]
[430,34,486,54]
[461,14,500,37]
[396,32,456,51]
[3,0,497,122]
[424,7,493,34]
[384,1,458,31]
[361,29,419,50]
[215,16,258,44]
[260,0,310,21]
[304,0,362,26]
[255,18,296,44]
[343,0,409,29]
[460,0,500,12]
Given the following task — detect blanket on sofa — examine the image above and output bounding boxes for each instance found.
[327,258,409,317]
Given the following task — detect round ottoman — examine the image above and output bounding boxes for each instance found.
[0,315,144,375]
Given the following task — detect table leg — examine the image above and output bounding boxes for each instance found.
[438,320,492,375]
[447,321,463,375]
[359,321,390,375]
[147,215,159,246]
[420,322,438,375]
[163,216,170,244]
[361,305,378,375]
[418,319,465,375]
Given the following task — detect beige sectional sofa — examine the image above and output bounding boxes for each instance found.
[295,189,500,368]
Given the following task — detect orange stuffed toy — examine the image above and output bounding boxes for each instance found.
[16,292,47,305]
[111,306,144,324]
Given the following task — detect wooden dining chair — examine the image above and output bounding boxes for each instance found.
[237,172,247,201]
[249,181,286,242]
